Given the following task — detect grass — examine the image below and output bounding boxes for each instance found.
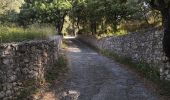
[99,49,170,97]
[95,29,128,39]
[0,23,56,43]
[46,55,67,83]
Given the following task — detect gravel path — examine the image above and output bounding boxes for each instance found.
[56,38,160,100]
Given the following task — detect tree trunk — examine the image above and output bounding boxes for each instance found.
[90,21,97,35]
[72,18,75,36]
[56,21,62,35]
[56,13,66,35]
[90,22,93,35]
[161,8,170,61]
[93,22,97,34]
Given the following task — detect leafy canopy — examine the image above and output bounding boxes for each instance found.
[19,0,72,25]
[71,0,139,34]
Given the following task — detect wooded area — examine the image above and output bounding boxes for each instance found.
[0,0,170,60]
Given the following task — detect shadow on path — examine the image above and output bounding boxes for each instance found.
[52,38,160,100]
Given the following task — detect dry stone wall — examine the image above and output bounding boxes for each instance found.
[78,28,170,80]
[0,36,62,99]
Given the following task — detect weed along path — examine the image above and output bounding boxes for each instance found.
[56,38,161,100]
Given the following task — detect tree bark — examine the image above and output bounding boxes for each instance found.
[161,8,170,61]
[90,21,97,35]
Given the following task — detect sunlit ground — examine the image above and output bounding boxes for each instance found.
[62,90,80,100]
[69,48,82,52]
[40,92,56,100]
[64,35,76,39]
[38,90,80,100]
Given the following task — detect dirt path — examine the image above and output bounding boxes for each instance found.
[49,38,161,100]
[56,38,161,100]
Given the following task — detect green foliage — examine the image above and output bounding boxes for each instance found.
[18,0,72,34]
[0,0,162,36]
[0,0,23,14]
[70,0,162,35]
[71,0,139,35]
[0,0,23,23]
[0,0,163,37]
[0,23,55,43]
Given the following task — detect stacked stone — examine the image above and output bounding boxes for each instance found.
[78,28,170,80]
[0,36,62,100]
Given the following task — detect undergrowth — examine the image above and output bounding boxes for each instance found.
[46,55,67,83]
[0,23,56,43]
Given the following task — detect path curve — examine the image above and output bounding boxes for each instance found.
[57,38,160,100]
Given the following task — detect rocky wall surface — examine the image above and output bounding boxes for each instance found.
[78,28,170,80]
[0,36,62,100]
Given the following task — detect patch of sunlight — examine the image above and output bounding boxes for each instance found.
[83,52,98,55]
[96,29,128,39]
[115,29,128,36]
[69,47,82,52]
[63,90,80,100]
[64,36,76,39]
[40,92,56,100]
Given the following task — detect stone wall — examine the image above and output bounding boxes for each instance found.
[0,36,62,99]
[78,28,170,80]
